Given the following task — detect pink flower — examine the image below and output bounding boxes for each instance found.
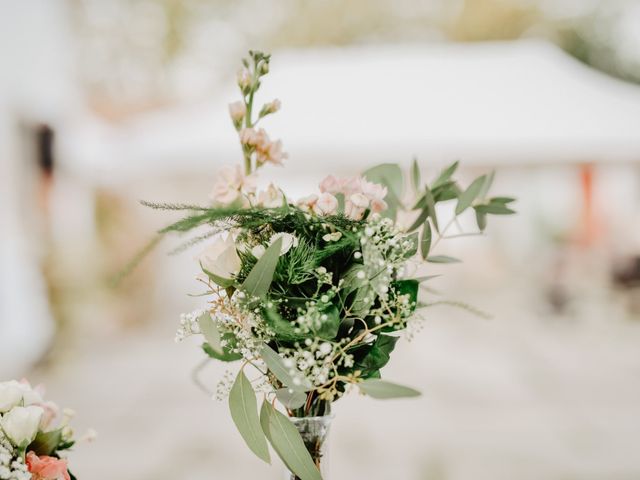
[345,193,370,220]
[313,193,339,216]
[210,166,257,205]
[228,101,246,123]
[319,175,341,194]
[297,194,318,211]
[26,452,70,480]
[257,183,285,208]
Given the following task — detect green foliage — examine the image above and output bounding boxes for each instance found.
[198,312,222,354]
[262,345,312,392]
[229,371,271,463]
[359,379,421,399]
[241,237,283,300]
[202,337,242,362]
[28,429,63,457]
[260,402,322,480]
[354,334,399,377]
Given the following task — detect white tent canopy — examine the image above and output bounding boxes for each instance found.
[60,40,640,182]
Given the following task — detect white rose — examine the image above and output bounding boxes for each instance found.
[270,232,299,255]
[199,236,241,281]
[1,405,44,447]
[0,381,23,413]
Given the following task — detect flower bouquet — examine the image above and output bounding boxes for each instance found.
[0,380,91,480]
[141,51,515,479]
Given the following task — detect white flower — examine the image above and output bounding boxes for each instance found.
[1,406,43,447]
[0,382,23,413]
[228,101,246,122]
[199,236,241,281]
[251,244,266,259]
[270,232,298,255]
[257,183,285,208]
[210,165,257,206]
[313,192,339,216]
[0,381,42,413]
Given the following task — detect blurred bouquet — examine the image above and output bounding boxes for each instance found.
[0,380,91,480]
[140,51,514,479]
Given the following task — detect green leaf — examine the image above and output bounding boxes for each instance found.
[362,163,403,199]
[455,175,486,215]
[356,334,399,374]
[340,264,367,295]
[474,204,516,215]
[260,402,322,480]
[229,371,271,463]
[431,161,459,189]
[262,345,312,392]
[424,185,439,232]
[202,335,242,362]
[28,429,62,456]
[264,307,307,342]
[475,209,487,231]
[275,389,308,410]
[411,158,421,192]
[420,220,432,260]
[426,255,461,264]
[241,237,283,299]
[350,285,375,317]
[314,304,341,340]
[490,196,516,204]
[200,263,235,288]
[477,170,495,200]
[393,279,419,306]
[402,232,419,258]
[359,379,421,399]
[407,208,428,233]
[198,312,222,354]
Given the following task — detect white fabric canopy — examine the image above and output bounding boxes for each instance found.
[60,40,640,182]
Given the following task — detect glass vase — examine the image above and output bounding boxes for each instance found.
[284,414,334,480]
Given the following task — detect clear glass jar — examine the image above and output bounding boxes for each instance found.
[284,414,334,480]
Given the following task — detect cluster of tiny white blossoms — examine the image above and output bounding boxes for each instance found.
[175,309,203,343]
[0,433,30,480]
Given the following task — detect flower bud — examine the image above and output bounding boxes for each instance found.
[237,68,251,90]
[228,101,246,123]
[0,381,23,413]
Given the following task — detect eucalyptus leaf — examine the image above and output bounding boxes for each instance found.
[475,204,516,215]
[402,232,419,258]
[229,371,271,463]
[475,209,487,231]
[262,345,312,392]
[411,158,421,192]
[260,402,322,480]
[431,161,459,189]
[198,312,222,354]
[490,196,516,204]
[477,170,495,200]
[275,388,308,410]
[407,208,429,233]
[362,163,403,199]
[427,255,461,264]
[420,220,432,260]
[202,335,243,362]
[359,379,421,399]
[424,185,439,232]
[200,263,235,288]
[241,237,283,299]
[455,175,486,215]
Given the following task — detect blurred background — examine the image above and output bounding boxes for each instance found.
[2,0,640,478]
